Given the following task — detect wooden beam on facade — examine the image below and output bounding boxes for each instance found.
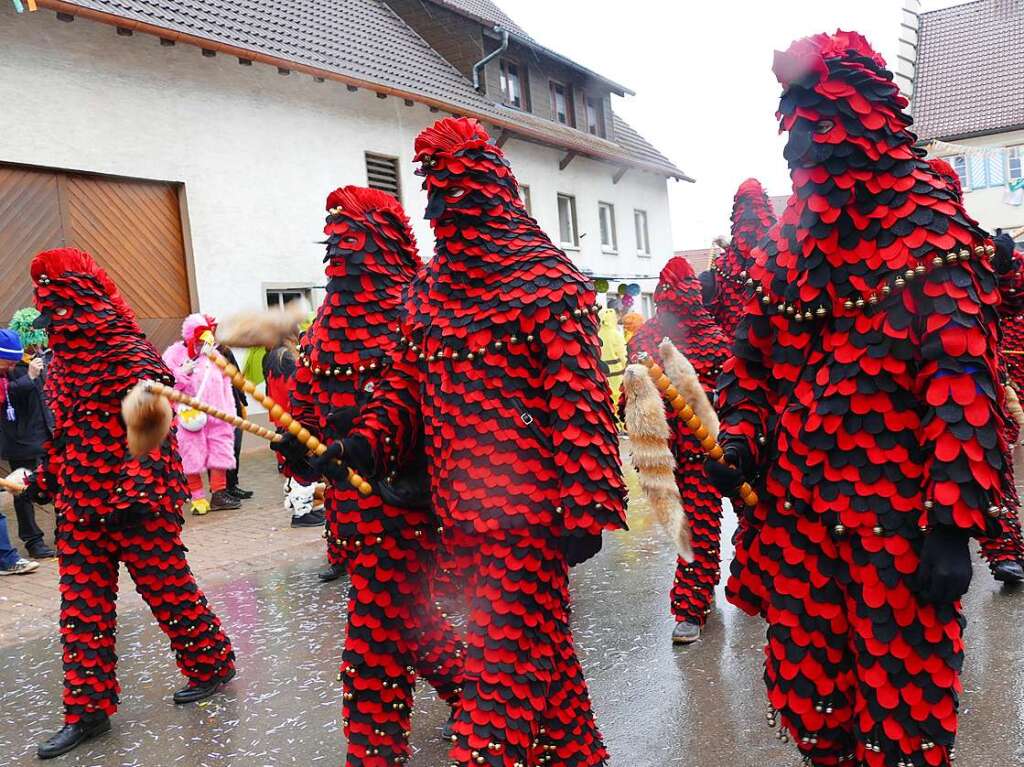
[559,151,577,171]
[495,129,512,148]
[612,166,628,184]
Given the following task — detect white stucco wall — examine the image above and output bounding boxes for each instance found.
[0,6,674,318]
[932,129,1024,236]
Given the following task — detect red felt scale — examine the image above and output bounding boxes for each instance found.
[349,117,626,767]
[628,256,731,629]
[28,248,234,725]
[717,33,1011,767]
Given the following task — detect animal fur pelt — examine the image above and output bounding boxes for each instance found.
[1006,383,1024,445]
[122,382,174,458]
[216,300,308,349]
[659,337,719,438]
[623,364,693,562]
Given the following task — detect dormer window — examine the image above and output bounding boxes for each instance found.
[586,96,605,137]
[550,80,574,127]
[500,59,524,109]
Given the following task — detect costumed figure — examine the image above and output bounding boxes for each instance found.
[598,307,627,421]
[272,186,464,767]
[928,157,1024,583]
[322,117,627,767]
[628,256,730,643]
[708,32,1009,767]
[23,249,234,760]
[708,179,777,338]
[621,311,645,344]
[162,314,240,515]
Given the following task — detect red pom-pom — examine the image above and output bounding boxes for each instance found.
[927,158,963,201]
[414,117,491,160]
[326,185,405,218]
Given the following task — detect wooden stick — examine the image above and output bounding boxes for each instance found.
[639,355,758,508]
[201,350,373,496]
[142,381,281,442]
[0,477,26,494]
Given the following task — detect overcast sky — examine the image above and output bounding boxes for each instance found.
[502,0,964,251]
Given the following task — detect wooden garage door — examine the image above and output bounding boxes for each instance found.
[0,164,191,351]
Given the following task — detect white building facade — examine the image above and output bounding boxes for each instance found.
[0,1,685,347]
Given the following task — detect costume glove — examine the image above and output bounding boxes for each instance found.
[704,441,752,497]
[563,529,604,567]
[993,231,1016,275]
[911,525,972,604]
[270,433,311,475]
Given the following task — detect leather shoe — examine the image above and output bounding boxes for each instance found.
[209,491,241,511]
[992,560,1024,584]
[672,621,701,645]
[318,563,345,582]
[173,667,236,704]
[28,542,56,559]
[37,713,111,759]
[226,486,254,500]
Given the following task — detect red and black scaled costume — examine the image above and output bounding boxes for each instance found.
[628,256,730,635]
[714,33,1009,767]
[709,178,777,339]
[342,118,627,767]
[928,157,1024,581]
[26,249,235,725]
[284,187,463,766]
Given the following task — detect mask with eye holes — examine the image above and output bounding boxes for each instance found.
[30,248,143,352]
[414,117,525,224]
[323,186,420,280]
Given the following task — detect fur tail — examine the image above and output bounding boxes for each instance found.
[1007,382,1024,445]
[659,337,719,438]
[216,300,309,349]
[122,382,173,458]
[623,364,693,562]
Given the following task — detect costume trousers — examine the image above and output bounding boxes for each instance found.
[57,514,235,724]
[670,459,722,625]
[9,457,45,548]
[741,512,962,767]
[341,524,463,767]
[446,527,608,767]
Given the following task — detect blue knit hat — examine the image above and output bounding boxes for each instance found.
[0,329,23,362]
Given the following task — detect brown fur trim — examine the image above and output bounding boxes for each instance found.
[1007,382,1024,445]
[122,382,173,458]
[659,337,719,438]
[623,364,693,562]
[216,300,308,349]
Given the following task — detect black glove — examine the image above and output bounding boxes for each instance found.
[325,407,359,439]
[911,525,973,604]
[309,441,350,485]
[103,502,148,531]
[704,441,751,497]
[270,433,311,474]
[18,476,52,506]
[993,231,1016,275]
[563,529,603,567]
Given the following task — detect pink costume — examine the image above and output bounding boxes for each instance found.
[161,314,237,477]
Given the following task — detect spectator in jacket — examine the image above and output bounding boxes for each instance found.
[0,326,55,559]
[217,345,253,501]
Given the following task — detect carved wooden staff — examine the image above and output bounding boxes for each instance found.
[200,350,373,496]
[639,355,759,508]
[142,381,280,442]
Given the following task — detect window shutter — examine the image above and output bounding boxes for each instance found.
[987,151,1006,187]
[968,155,986,188]
[365,153,401,197]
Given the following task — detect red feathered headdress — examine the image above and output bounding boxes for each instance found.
[773,30,886,90]
[31,248,136,321]
[414,117,493,162]
[322,185,419,277]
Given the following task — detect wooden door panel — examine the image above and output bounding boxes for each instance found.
[0,166,63,325]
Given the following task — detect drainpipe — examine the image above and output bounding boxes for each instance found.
[472,26,510,92]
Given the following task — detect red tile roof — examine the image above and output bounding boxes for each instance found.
[913,0,1024,140]
[36,0,685,177]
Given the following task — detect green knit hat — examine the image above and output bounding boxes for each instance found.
[9,307,48,349]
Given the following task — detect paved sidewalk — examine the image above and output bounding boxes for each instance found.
[0,450,326,645]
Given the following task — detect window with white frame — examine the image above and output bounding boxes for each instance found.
[500,59,524,109]
[598,202,617,252]
[550,81,574,127]
[950,155,970,190]
[634,209,651,257]
[641,292,654,318]
[586,96,605,137]
[557,193,579,248]
[519,184,532,214]
[1009,146,1023,181]
[266,286,313,310]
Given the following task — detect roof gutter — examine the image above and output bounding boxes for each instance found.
[33,0,685,179]
[472,25,509,92]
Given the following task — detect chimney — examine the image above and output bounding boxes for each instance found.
[895,0,922,109]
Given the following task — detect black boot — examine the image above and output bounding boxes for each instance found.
[37,713,111,759]
[291,508,326,528]
[209,490,241,512]
[173,667,236,705]
[440,707,458,742]
[226,486,254,500]
[318,563,345,582]
[993,560,1024,584]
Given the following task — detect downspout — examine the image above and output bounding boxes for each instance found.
[472,26,510,92]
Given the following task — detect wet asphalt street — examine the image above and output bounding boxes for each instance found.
[2,490,1024,767]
